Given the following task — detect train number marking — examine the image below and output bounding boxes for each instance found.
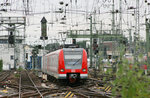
[71,69,75,72]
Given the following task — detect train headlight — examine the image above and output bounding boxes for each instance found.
[60,69,65,72]
[82,68,86,72]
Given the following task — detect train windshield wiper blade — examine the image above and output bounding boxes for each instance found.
[72,58,81,66]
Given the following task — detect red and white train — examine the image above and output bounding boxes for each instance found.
[42,48,88,83]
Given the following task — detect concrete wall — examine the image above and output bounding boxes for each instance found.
[0,44,24,69]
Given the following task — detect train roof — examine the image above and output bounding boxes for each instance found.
[63,48,84,51]
[45,48,85,56]
[45,49,62,56]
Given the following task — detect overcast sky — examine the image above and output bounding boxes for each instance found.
[0,0,149,45]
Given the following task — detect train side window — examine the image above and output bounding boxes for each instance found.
[49,56,50,65]
[50,56,52,66]
[54,55,56,66]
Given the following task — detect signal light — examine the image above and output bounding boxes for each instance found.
[93,39,97,44]
[8,35,14,44]
[94,49,98,55]
[93,39,98,55]
[72,39,76,45]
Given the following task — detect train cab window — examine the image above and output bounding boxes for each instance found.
[63,49,83,69]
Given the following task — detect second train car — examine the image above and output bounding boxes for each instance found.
[42,48,88,83]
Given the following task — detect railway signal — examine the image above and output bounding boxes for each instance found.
[93,39,98,55]
[40,17,48,40]
[72,38,76,45]
[8,31,14,44]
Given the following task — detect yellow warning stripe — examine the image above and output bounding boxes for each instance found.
[104,86,111,92]
[104,86,110,91]
[69,93,74,97]
[64,91,74,98]
[65,91,72,98]
[64,91,69,96]
[106,87,111,92]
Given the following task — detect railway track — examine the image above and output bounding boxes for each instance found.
[1,70,112,98]
[18,70,43,98]
[43,73,112,97]
[49,77,111,98]
[0,71,10,82]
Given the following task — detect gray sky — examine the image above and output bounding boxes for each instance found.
[0,0,149,45]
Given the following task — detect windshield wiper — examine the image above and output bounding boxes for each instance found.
[72,58,81,66]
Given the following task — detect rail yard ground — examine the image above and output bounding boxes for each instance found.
[0,67,150,98]
[0,69,113,98]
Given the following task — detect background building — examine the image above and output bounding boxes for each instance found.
[0,35,24,70]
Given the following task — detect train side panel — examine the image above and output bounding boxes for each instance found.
[42,50,61,78]
[42,55,47,73]
[80,49,88,79]
[58,49,66,79]
[47,53,59,78]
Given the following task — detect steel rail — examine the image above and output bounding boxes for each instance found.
[0,71,10,82]
[0,71,7,76]
[19,72,21,98]
[26,70,44,98]
[4,88,62,98]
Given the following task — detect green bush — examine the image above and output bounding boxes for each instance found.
[18,66,23,71]
[15,73,20,78]
[0,60,3,72]
[112,58,150,98]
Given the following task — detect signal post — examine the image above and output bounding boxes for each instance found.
[40,17,48,80]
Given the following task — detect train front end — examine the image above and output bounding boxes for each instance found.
[58,48,88,83]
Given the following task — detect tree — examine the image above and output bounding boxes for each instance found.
[45,43,60,52]
[77,41,86,49]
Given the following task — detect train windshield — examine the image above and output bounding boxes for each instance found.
[63,49,83,69]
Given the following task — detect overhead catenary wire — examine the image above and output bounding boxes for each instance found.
[0,0,148,44]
